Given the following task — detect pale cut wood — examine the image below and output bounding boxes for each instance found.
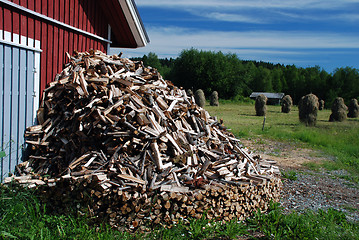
[151,142,164,170]
[117,174,146,185]
[160,184,189,193]
[15,50,282,231]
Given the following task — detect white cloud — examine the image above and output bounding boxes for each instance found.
[192,10,359,25]
[337,13,359,22]
[136,0,359,24]
[110,26,359,70]
[127,1,359,71]
[273,10,359,23]
[144,27,359,50]
[193,12,266,24]
[135,0,359,10]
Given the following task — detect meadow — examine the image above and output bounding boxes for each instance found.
[1,101,359,239]
[206,101,359,179]
[1,185,358,240]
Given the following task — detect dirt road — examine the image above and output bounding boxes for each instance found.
[242,138,359,222]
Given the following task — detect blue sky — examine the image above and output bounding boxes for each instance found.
[110,0,359,73]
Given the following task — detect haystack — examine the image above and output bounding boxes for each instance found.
[329,97,348,122]
[298,93,319,126]
[281,95,292,113]
[194,89,206,108]
[319,100,325,110]
[210,91,219,106]
[347,98,359,118]
[255,94,267,116]
[186,89,193,97]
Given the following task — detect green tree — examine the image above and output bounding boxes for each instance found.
[332,67,359,104]
[132,49,357,106]
[171,48,247,99]
[271,68,283,92]
[251,66,272,92]
[142,52,161,70]
[283,65,301,103]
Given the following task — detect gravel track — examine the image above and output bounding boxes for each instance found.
[242,138,359,222]
[280,169,359,222]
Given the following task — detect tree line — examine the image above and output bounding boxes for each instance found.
[132,49,359,106]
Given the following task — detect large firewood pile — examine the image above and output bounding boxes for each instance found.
[5,50,281,230]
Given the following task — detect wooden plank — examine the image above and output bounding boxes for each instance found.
[68,153,91,170]
[150,142,163,170]
[164,134,182,154]
[160,185,189,193]
[118,174,145,185]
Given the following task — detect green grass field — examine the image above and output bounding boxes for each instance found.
[1,101,359,239]
[1,185,358,240]
[206,101,359,179]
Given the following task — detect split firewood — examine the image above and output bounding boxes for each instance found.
[6,50,282,231]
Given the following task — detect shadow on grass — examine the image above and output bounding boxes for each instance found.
[239,113,258,117]
[276,123,298,126]
[348,118,359,123]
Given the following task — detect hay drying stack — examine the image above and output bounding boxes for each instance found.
[5,51,281,231]
[298,93,319,126]
[281,95,292,113]
[255,94,267,116]
[210,91,219,106]
[329,97,348,122]
[186,89,193,97]
[347,98,359,118]
[194,89,206,108]
[319,100,325,110]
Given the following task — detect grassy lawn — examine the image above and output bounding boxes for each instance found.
[206,101,359,179]
[1,185,358,240]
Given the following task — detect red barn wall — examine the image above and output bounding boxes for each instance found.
[1,0,110,94]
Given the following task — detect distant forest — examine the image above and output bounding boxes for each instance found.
[131,49,359,107]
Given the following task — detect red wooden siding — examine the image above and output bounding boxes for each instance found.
[1,0,148,180]
[1,0,109,95]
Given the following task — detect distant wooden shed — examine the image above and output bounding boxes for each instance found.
[250,92,285,105]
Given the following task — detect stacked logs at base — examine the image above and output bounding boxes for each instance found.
[5,50,282,229]
[5,173,281,231]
